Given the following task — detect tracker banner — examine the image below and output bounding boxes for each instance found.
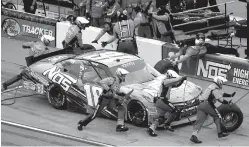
[1,15,56,47]
[162,43,249,90]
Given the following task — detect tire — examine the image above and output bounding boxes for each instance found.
[127,100,148,126]
[154,59,179,74]
[47,84,67,109]
[217,103,243,132]
[235,20,247,38]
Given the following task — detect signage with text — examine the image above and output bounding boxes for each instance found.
[1,15,56,47]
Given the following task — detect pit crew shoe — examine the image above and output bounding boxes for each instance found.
[116,125,129,132]
[218,132,229,138]
[146,128,157,137]
[164,125,174,132]
[190,135,202,144]
[2,83,7,90]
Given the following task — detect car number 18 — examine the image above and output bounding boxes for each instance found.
[84,84,103,107]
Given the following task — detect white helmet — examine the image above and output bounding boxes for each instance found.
[41,35,54,46]
[115,68,129,77]
[213,76,228,87]
[166,69,180,78]
[75,17,89,28]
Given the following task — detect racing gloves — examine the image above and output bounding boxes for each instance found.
[101,42,108,47]
[92,40,98,44]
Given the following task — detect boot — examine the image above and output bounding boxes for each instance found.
[77,120,86,131]
[218,132,229,138]
[190,135,202,144]
[116,125,129,132]
[2,75,21,90]
[164,125,175,132]
[146,128,157,137]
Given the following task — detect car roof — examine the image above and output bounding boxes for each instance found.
[75,50,142,67]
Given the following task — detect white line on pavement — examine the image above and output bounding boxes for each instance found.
[1,120,114,147]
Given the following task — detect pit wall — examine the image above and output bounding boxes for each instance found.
[1,8,248,90]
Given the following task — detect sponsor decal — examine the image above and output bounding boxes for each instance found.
[2,18,21,37]
[22,24,53,36]
[43,67,77,91]
[233,68,249,86]
[197,59,231,79]
[121,61,135,68]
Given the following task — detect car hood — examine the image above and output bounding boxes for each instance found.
[124,76,202,103]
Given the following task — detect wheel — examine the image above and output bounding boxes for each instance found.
[47,84,67,109]
[217,103,243,132]
[154,59,179,74]
[127,100,148,126]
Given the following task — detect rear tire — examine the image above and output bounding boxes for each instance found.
[217,103,243,132]
[47,84,67,109]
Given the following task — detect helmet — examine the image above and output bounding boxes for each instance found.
[75,17,89,28]
[166,69,180,78]
[213,76,227,87]
[41,35,55,46]
[115,68,129,77]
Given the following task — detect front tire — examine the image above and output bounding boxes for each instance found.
[127,100,148,126]
[217,103,243,132]
[47,84,67,109]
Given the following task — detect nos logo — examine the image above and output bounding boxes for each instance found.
[197,59,231,79]
[43,67,77,91]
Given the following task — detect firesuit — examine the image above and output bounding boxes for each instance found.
[101,10,140,55]
[190,76,235,144]
[147,70,187,137]
[2,35,54,90]
[62,17,95,55]
[78,68,132,132]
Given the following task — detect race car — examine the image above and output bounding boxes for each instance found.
[2,50,242,132]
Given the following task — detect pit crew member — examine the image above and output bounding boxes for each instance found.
[62,17,94,54]
[78,68,133,132]
[101,10,140,55]
[190,76,236,143]
[2,35,54,90]
[169,33,239,66]
[147,70,187,137]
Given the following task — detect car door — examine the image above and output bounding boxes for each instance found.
[80,62,109,108]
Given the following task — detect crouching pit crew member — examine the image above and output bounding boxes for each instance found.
[147,70,187,137]
[62,17,94,54]
[190,76,236,144]
[78,68,133,132]
[101,10,139,55]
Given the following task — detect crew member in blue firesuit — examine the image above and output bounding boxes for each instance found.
[101,10,140,55]
[2,35,54,90]
[78,68,133,132]
[147,70,187,137]
[190,76,236,143]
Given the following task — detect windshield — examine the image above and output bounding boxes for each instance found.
[110,59,161,85]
